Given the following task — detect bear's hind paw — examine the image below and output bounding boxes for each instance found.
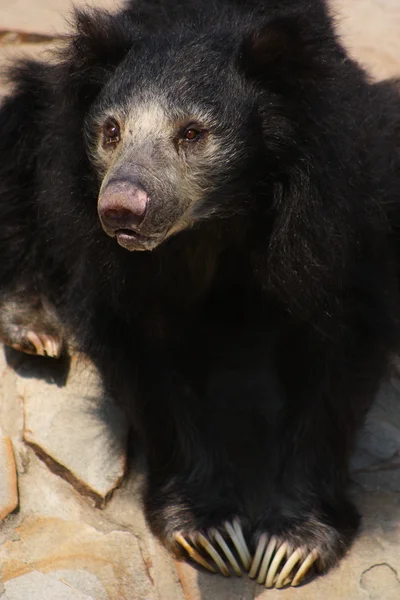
[249,534,320,588]
[9,327,62,358]
[174,518,252,576]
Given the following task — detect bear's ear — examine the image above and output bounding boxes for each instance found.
[239,15,336,85]
[58,8,136,105]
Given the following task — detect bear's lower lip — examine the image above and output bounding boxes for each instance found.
[115,229,156,251]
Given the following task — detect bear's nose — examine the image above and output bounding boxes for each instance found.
[98,180,149,233]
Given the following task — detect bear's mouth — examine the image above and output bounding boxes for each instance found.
[115,229,159,251]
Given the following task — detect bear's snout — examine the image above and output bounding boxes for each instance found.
[98,180,149,235]
[97,179,156,251]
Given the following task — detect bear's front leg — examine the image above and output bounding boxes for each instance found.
[247,324,389,587]
[138,324,293,581]
[141,380,252,575]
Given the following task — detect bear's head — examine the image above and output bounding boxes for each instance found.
[59,4,343,252]
[87,31,267,251]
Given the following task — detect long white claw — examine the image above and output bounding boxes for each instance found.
[213,530,242,576]
[266,541,289,588]
[26,331,45,356]
[43,336,54,357]
[256,536,278,585]
[275,548,303,588]
[175,534,217,573]
[49,337,57,357]
[291,549,319,587]
[249,533,268,579]
[54,337,62,358]
[48,336,61,358]
[196,533,229,576]
[51,337,61,358]
[224,521,251,571]
[233,519,252,569]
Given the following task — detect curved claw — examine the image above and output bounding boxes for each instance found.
[233,519,252,570]
[291,549,319,586]
[224,520,251,571]
[26,331,47,356]
[265,542,289,588]
[195,533,230,576]
[256,536,278,585]
[213,530,243,576]
[276,548,303,588]
[249,533,268,579]
[175,534,217,573]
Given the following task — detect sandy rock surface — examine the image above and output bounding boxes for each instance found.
[0,430,18,521]
[1,1,400,599]
[333,0,400,80]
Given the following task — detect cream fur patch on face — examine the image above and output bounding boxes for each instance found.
[125,101,171,141]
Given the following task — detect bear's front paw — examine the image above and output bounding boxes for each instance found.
[171,518,252,576]
[247,502,358,589]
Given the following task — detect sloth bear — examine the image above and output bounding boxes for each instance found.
[1,0,400,588]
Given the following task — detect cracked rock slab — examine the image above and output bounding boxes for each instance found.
[0,432,18,520]
[20,355,128,507]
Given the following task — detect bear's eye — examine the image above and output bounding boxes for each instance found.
[181,126,204,143]
[103,118,121,147]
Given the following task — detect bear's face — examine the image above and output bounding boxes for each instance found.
[85,35,260,251]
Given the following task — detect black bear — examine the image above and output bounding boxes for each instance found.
[1,0,400,588]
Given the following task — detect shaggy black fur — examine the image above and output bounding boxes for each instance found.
[1,0,400,582]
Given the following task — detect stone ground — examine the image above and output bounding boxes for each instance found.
[1,1,400,598]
